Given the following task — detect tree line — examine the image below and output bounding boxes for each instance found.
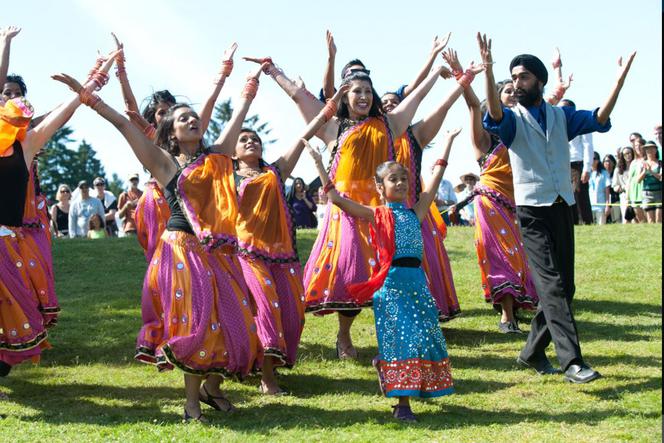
[37,99,272,201]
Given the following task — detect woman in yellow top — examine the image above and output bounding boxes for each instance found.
[249,55,459,357]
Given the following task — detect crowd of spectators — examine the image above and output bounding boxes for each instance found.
[49,174,144,239]
[47,125,662,240]
[431,125,662,227]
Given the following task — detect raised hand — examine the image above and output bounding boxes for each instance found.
[51,73,84,93]
[0,26,21,41]
[302,138,323,165]
[125,110,152,132]
[111,32,123,50]
[329,83,349,105]
[223,42,238,62]
[442,48,463,73]
[431,32,452,55]
[445,127,462,139]
[467,61,486,75]
[476,32,493,66]
[326,30,337,59]
[616,51,637,84]
[551,47,562,69]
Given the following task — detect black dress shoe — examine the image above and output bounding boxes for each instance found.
[516,356,562,375]
[564,364,601,384]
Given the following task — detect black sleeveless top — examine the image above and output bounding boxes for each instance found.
[0,141,29,227]
[163,172,194,235]
[56,205,69,235]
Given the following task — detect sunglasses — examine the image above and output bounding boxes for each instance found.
[94,183,104,186]
[59,189,71,193]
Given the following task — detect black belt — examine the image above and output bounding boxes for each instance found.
[392,257,422,268]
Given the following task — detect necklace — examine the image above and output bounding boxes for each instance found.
[237,166,264,177]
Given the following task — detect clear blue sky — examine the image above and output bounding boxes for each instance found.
[8,0,662,191]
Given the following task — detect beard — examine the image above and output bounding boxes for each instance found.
[515,83,542,107]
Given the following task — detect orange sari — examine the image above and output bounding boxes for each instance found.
[236,165,304,366]
[135,180,171,261]
[135,152,261,375]
[304,117,394,313]
[393,129,460,320]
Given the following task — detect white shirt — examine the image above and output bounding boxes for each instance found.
[69,197,105,238]
[569,133,594,174]
[435,179,457,210]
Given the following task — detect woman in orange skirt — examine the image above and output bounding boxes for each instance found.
[232,89,343,393]
[444,49,538,333]
[251,56,454,357]
[53,58,267,421]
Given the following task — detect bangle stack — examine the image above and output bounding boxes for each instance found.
[434,158,449,168]
[457,69,476,89]
[322,181,336,194]
[241,77,259,100]
[321,99,338,122]
[79,88,101,110]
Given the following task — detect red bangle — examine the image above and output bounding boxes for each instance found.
[452,68,463,80]
[434,158,448,168]
[79,88,101,110]
[457,69,476,89]
[221,59,233,77]
[321,99,338,122]
[322,181,335,193]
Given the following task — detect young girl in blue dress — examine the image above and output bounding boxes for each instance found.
[304,127,461,422]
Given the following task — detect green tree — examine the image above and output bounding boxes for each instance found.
[37,127,108,200]
[204,98,274,147]
[107,173,125,198]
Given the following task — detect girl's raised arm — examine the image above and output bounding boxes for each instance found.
[413,128,460,222]
[304,138,374,222]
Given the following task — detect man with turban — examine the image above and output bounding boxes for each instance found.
[478,33,636,384]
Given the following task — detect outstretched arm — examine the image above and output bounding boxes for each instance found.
[545,47,573,105]
[596,52,636,125]
[387,65,450,137]
[413,48,482,147]
[401,32,451,98]
[322,30,337,101]
[477,33,502,123]
[112,33,140,115]
[209,64,265,156]
[0,26,20,88]
[276,85,347,178]
[444,48,491,157]
[304,139,374,222]
[51,62,175,186]
[199,42,237,134]
[244,56,325,124]
[413,128,460,222]
[23,50,119,164]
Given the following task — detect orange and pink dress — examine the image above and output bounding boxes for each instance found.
[304,117,394,313]
[135,152,261,376]
[0,98,58,367]
[472,139,538,309]
[235,162,305,367]
[135,179,171,262]
[393,128,460,320]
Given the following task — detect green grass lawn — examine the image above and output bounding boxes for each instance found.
[0,224,661,442]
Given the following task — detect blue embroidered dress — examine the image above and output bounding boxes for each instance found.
[373,202,454,398]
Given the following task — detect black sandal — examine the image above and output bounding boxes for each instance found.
[199,385,235,413]
[183,407,207,423]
